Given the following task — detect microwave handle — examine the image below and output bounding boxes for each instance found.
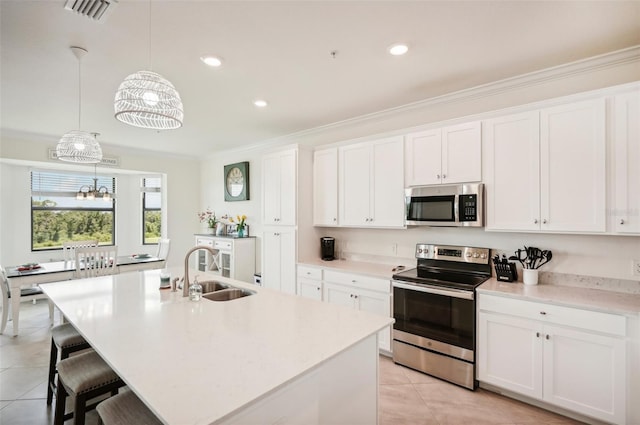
[392,281,474,300]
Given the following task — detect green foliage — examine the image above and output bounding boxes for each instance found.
[32,210,114,249]
[144,211,161,244]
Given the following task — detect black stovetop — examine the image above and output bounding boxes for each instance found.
[392,267,490,291]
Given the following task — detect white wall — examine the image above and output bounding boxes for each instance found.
[200,49,640,283]
[0,134,201,269]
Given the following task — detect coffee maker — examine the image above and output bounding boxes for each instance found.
[321,237,335,261]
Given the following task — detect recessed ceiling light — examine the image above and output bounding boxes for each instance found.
[200,56,222,67]
[389,44,409,56]
[254,100,268,108]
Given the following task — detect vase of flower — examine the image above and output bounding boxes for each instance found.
[231,214,247,238]
[198,209,217,235]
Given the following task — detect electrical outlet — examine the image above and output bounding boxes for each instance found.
[634,260,640,277]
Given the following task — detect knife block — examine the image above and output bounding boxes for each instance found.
[495,262,518,283]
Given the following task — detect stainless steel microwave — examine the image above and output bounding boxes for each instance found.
[405,183,484,227]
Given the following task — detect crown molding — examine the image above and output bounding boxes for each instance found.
[232,45,640,154]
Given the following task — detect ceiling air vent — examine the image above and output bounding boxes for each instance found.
[64,0,117,23]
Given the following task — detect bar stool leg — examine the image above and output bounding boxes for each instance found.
[54,376,68,425]
[74,393,87,425]
[46,338,58,405]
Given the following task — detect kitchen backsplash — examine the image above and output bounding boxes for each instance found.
[539,271,640,295]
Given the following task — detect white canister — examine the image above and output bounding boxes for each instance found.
[522,269,539,285]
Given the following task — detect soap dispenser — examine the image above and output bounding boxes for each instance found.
[189,276,203,301]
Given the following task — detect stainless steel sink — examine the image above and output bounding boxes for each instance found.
[203,287,254,301]
[198,280,229,294]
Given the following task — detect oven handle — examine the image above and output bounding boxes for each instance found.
[392,280,474,300]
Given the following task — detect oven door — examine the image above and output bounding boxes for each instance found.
[392,281,475,360]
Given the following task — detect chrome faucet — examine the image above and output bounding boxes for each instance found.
[183,245,219,297]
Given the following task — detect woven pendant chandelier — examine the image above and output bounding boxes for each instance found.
[113,0,183,130]
[56,46,103,164]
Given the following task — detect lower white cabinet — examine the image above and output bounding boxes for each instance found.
[322,270,391,352]
[263,227,296,294]
[193,235,256,283]
[296,265,322,301]
[478,294,627,425]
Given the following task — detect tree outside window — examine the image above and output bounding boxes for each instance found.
[31,170,115,250]
[143,177,162,245]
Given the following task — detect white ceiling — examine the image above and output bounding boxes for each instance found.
[1,1,639,158]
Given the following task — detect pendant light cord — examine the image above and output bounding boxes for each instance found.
[78,55,82,129]
[148,0,152,71]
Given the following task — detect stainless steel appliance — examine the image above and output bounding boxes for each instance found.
[392,243,491,390]
[405,183,484,227]
[321,237,335,261]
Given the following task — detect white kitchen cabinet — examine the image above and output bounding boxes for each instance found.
[405,121,481,186]
[262,228,296,294]
[484,111,540,231]
[478,294,626,425]
[262,149,297,226]
[313,147,338,226]
[193,235,256,283]
[540,99,606,232]
[613,90,640,234]
[322,270,391,352]
[297,265,322,301]
[484,98,606,233]
[339,136,404,228]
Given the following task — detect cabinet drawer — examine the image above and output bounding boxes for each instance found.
[196,238,214,247]
[214,240,232,251]
[297,265,322,280]
[478,294,626,337]
[324,270,390,293]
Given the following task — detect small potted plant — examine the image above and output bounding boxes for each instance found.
[197,209,217,234]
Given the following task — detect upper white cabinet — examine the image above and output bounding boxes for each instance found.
[405,121,481,186]
[313,147,338,226]
[540,99,606,232]
[613,90,640,234]
[484,111,541,231]
[263,149,297,226]
[484,98,606,233]
[339,136,404,228]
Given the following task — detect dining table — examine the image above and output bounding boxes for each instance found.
[4,255,164,336]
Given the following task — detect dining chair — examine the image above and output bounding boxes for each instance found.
[0,265,52,335]
[155,238,170,261]
[62,240,98,262]
[74,246,118,279]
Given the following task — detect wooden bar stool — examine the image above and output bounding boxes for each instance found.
[47,323,92,405]
[96,389,162,425]
[54,350,125,425]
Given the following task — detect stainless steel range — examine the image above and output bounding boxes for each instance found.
[391,243,491,390]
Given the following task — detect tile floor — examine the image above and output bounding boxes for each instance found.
[1,300,583,425]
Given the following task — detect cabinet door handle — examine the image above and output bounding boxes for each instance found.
[536,332,540,338]
[333,218,337,222]
[543,219,547,224]
[351,280,357,283]
[317,287,321,291]
[539,311,546,315]
[545,334,550,340]
[442,174,446,179]
[620,219,625,225]
[534,219,538,224]
[436,174,440,179]
[353,295,358,299]
[306,272,311,275]
[349,294,353,298]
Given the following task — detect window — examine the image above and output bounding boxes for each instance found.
[142,177,161,245]
[31,170,115,251]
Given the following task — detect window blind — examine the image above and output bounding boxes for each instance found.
[31,170,115,197]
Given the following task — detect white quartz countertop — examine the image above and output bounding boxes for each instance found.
[478,278,640,316]
[42,268,393,425]
[298,258,406,280]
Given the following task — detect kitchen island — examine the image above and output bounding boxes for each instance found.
[42,268,392,424]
